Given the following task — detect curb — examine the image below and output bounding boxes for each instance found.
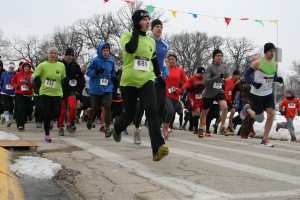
[0,147,24,200]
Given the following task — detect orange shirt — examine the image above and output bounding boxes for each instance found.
[224,77,239,103]
[279,97,300,118]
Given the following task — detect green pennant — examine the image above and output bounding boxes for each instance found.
[146,5,155,15]
[255,19,264,26]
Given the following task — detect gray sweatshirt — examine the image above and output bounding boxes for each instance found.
[203,62,226,98]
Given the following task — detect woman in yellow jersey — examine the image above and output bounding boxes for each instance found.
[113,10,168,161]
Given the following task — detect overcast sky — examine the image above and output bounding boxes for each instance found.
[0,0,298,75]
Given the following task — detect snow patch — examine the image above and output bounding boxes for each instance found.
[0,131,20,140]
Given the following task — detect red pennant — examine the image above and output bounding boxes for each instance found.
[240,18,249,20]
[224,17,231,26]
[123,0,135,7]
[103,0,109,3]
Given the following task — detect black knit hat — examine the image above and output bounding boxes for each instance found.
[0,59,3,68]
[168,54,177,61]
[264,42,276,54]
[151,19,163,30]
[132,10,149,24]
[196,67,205,74]
[212,49,223,59]
[65,47,75,56]
[233,70,240,76]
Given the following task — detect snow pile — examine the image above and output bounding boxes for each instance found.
[11,156,62,179]
[0,131,20,140]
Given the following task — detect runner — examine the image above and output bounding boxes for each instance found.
[33,76,43,128]
[163,54,188,139]
[114,9,168,161]
[0,58,5,117]
[276,90,300,142]
[31,47,66,143]
[86,42,115,138]
[199,49,230,137]
[11,62,34,131]
[58,47,84,136]
[241,42,283,147]
[224,70,240,132]
[0,61,16,127]
[186,67,206,136]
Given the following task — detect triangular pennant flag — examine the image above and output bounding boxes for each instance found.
[188,13,198,18]
[240,18,249,20]
[255,19,264,26]
[224,17,231,26]
[268,20,278,24]
[169,10,177,18]
[146,5,155,15]
[123,0,134,7]
[103,0,109,3]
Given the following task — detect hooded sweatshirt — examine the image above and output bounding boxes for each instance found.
[0,70,16,96]
[279,97,300,118]
[86,42,115,95]
[11,62,34,96]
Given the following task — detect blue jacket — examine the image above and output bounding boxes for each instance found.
[153,37,169,83]
[0,71,16,96]
[87,42,116,95]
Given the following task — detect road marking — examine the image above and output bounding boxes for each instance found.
[170,138,300,165]
[63,138,300,199]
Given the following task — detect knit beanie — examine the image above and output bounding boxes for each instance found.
[65,47,75,56]
[196,67,205,74]
[233,70,240,76]
[47,47,58,55]
[151,19,163,30]
[132,10,149,24]
[212,49,223,59]
[264,42,276,54]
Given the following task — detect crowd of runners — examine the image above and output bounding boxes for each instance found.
[1,9,298,161]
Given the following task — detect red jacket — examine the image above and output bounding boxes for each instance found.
[279,97,300,118]
[224,77,239,103]
[11,62,34,96]
[165,66,188,100]
[186,74,205,101]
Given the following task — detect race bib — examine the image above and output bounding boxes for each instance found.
[44,78,56,88]
[168,87,178,93]
[5,84,13,90]
[100,78,108,86]
[228,91,232,95]
[288,102,296,108]
[263,77,273,86]
[134,56,150,72]
[213,82,222,89]
[195,94,202,99]
[69,79,77,87]
[21,84,29,91]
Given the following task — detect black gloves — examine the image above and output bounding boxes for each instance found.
[279,110,286,116]
[220,74,224,79]
[253,82,262,89]
[95,68,105,75]
[277,77,283,84]
[157,76,166,89]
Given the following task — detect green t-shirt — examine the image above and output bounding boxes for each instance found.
[32,61,66,97]
[120,32,156,88]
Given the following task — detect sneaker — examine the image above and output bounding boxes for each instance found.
[113,131,121,142]
[92,124,95,128]
[168,128,173,133]
[213,124,218,134]
[261,139,274,147]
[291,139,299,142]
[44,135,52,143]
[58,128,64,136]
[249,132,256,138]
[153,144,169,161]
[205,130,211,137]
[66,125,75,134]
[219,127,230,136]
[122,129,129,135]
[163,130,169,140]
[7,121,12,127]
[1,115,5,124]
[240,133,248,139]
[233,123,237,130]
[105,127,114,138]
[193,128,198,135]
[36,122,42,128]
[198,129,204,138]
[18,126,24,131]
[188,127,194,132]
[240,104,250,120]
[100,126,106,132]
[227,127,234,132]
[87,118,93,130]
[275,123,279,132]
[179,126,183,130]
[49,120,54,130]
[133,128,141,144]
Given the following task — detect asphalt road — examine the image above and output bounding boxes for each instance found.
[4,121,300,200]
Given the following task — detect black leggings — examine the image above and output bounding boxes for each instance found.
[15,94,32,127]
[1,94,14,114]
[34,96,43,123]
[40,95,62,135]
[114,81,165,155]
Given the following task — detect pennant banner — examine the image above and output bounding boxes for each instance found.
[103,0,278,27]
